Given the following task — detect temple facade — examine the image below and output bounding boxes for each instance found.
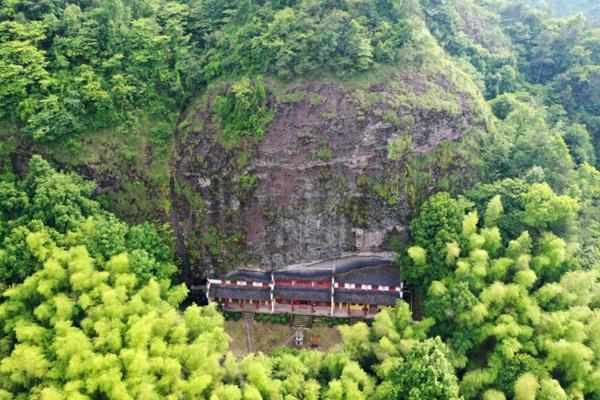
[206,254,403,318]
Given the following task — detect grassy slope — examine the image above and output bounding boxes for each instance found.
[4,112,177,225]
[224,320,343,357]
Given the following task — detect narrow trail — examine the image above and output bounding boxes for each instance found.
[243,313,255,353]
[282,328,303,347]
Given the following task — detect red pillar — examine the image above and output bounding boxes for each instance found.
[347,303,350,315]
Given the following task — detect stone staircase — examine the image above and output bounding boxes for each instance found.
[243,313,255,353]
[292,314,312,328]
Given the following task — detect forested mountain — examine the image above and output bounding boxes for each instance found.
[1,0,599,398]
[527,0,599,22]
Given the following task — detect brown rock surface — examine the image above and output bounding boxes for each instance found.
[172,66,489,276]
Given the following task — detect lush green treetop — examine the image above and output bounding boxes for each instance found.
[421,196,600,399]
[0,156,176,287]
[0,243,227,399]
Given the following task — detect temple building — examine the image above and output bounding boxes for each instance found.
[206,253,403,318]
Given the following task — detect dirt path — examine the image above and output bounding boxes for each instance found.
[243,314,255,353]
[282,328,304,347]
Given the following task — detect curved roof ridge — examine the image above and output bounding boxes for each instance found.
[216,252,399,280]
[281,251,397,271]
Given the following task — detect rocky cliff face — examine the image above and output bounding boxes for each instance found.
[172,63,490,277]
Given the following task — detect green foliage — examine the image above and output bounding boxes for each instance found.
[0,156,176,286]
[253,312,292,325]
[563,123,596,165]
[484,195,504,228]
[0,222,47,285]
[422,0,599,174]
[237,174,259,194]
[312,148,334,162]
[0,244,228,398]
[403,192,463,288]
[0,1,200,141]
[482,99,576,190]
[521,182,579,233]
[0,1,600,399]
[514,373,539,400]
[222,311,242,321]
[388,136,412,161]
[414,194,600,399]
[378,337,462,400]
[197,0,411,80]
[466,178,581,245]
[572,163,600,266]
[214,76,273,146]
[496,6,599,163]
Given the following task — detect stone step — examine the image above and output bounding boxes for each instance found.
[292,314,312,327]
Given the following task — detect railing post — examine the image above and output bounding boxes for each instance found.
[270,273,275,313]
[206,280,211,304]
[330,275,335,316]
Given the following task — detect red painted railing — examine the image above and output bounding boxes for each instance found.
[275,279,332,288]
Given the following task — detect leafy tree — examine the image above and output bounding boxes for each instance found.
[0,0,202,141]
[467,178,580,244]
[514,373,539,400]
[418,195,600,399]
[562,123,596,165]
[403,192,463,288]
[0,181,28,227]
[571,163,600,266]
[495,5,599,161]
[0,221,48,285]
[214,76,273,146]
[484,195,504,228]
[0,244,228,398]
[521,182,579,234]
[0,21,49,121]
[0,156,177,286]
[197,0,411,80]
[376,337,462,400]
[484,101,575,190]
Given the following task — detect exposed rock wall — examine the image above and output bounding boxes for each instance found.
[172,66,489,276]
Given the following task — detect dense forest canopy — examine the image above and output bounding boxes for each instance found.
[0,0,413,142]
[1,0,600,399]
[526,0,599,22]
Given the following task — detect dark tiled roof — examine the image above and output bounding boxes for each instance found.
[210,286,270,301]
[274,269,332,281]
[210,285,401,307]
[330,256,396,273]
[274,286,331,302]
[273,255,397,282]
[208,254,402,307]
[213,254,398,283]
[282,255,394,272]
[334,289,400,306]
[223,269,271,282]
[336,264,400,286]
